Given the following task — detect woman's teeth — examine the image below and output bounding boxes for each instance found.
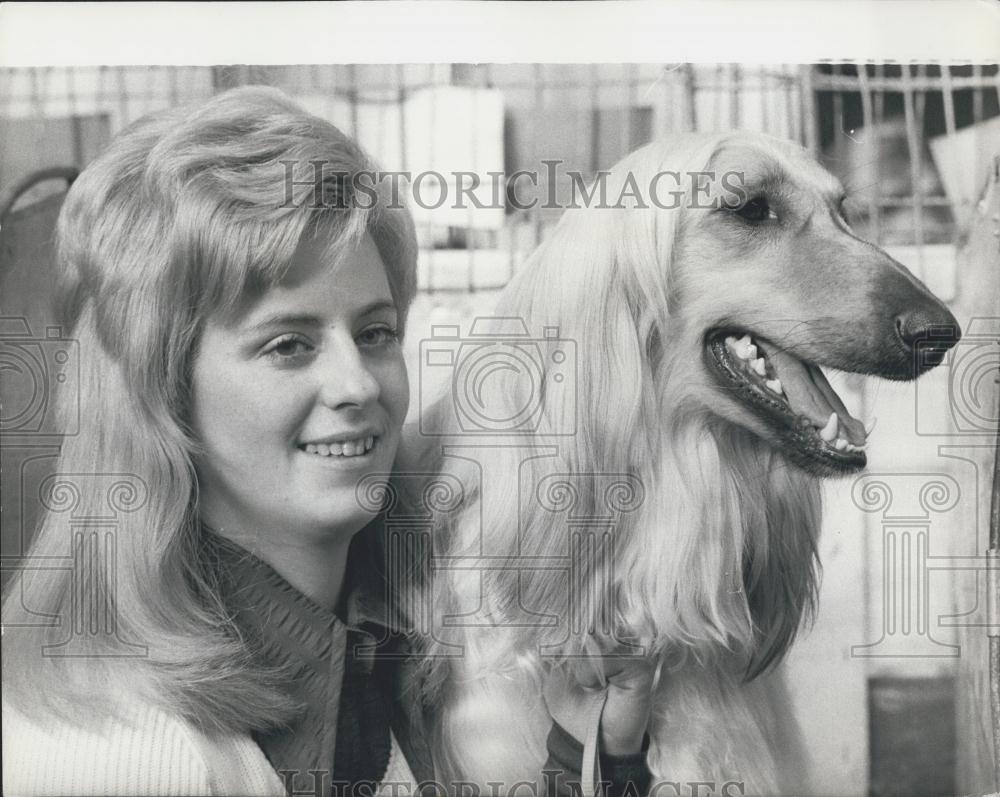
[302,436,375,458]
[725,333,867,454]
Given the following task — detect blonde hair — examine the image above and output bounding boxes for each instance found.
[423,135,823,776]
[2,86,417,732]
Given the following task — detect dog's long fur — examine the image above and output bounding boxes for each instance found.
[403,132,956,793]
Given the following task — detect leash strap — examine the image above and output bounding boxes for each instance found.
[580,688,610,797]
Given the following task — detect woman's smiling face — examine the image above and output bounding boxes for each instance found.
[191,232,409,544]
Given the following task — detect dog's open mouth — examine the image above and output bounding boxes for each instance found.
[707,330,870,473]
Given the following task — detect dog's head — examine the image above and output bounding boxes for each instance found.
[673,136,957,475]
[678,135,960,475]
[572,132,958,478]
[509,132,959,478]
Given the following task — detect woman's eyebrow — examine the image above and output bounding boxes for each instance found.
[244,313,323,334]
[355,299,397,317]
[244,301,397,334]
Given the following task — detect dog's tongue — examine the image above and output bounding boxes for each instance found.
[762,344,866,445]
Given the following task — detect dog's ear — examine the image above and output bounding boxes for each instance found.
[742,456,822,680]
[707,425,823,681]
[506,200,660,476]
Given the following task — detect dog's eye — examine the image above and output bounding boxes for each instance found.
[731,196,776,223]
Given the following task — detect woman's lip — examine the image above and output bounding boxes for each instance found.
[298,432,380,446]
[297,436,381,462]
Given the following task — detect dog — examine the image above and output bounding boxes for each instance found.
[401,132,960,793]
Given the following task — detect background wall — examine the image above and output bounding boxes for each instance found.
[2,62,998,796]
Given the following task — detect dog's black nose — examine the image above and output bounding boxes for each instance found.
[895,306,962,367]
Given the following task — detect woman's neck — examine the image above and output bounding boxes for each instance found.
[210,524,352,612]
[264,537,351,611]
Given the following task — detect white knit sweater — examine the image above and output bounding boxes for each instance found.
[2,698,417,796]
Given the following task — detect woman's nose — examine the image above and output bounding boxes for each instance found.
[319,341,380,408]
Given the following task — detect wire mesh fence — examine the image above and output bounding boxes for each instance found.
[1,62,998,295]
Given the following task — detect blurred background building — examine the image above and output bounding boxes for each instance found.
[2,62,998,796]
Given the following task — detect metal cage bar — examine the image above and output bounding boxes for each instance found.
[3,63,998,295]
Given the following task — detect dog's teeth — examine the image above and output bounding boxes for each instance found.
[726,335,756,360]
[765,378,783,396]
[845,443,865,452]
[819,412,838,442]
[750,357,767,376]
[834,438,848,451]
[733,335,755,359]
[864,418,878,438]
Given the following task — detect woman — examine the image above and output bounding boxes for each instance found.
[1,87,653,796]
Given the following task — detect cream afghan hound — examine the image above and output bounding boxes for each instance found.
[401,132,959,794]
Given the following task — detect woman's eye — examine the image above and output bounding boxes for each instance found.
[357,325,400,347]
[262,334,313,360]
[730,196,776,223]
